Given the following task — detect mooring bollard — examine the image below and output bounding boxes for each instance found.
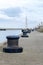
[21,30,28,37]
[3,35,23,53]
[7,36,19,47]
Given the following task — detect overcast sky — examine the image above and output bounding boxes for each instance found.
[0,0,43,28]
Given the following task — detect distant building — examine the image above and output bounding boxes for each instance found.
[39,26,43,29]
[38,23,43,29]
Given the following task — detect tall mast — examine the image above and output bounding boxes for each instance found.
[25,16,27,28]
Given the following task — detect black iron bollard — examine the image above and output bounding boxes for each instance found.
[21,30,28,37]
[7,36,19,47]
[3,35,23,53]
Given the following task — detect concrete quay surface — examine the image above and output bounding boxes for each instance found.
[0,31,43,65]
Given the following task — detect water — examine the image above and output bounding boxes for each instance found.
[0,30,21,43]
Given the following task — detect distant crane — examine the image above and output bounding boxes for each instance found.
[25,16,28,28]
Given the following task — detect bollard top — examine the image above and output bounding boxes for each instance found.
[22,30,28,33]
[6,35,20,39]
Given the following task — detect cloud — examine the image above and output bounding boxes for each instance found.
[0,10,14,19]
[0,7,22,17]
[0,13,11,19]
[0,0,30,9]
[0,0,43,28]
[0,18,26,28]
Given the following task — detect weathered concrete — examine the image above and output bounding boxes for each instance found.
[0,31,43,65]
